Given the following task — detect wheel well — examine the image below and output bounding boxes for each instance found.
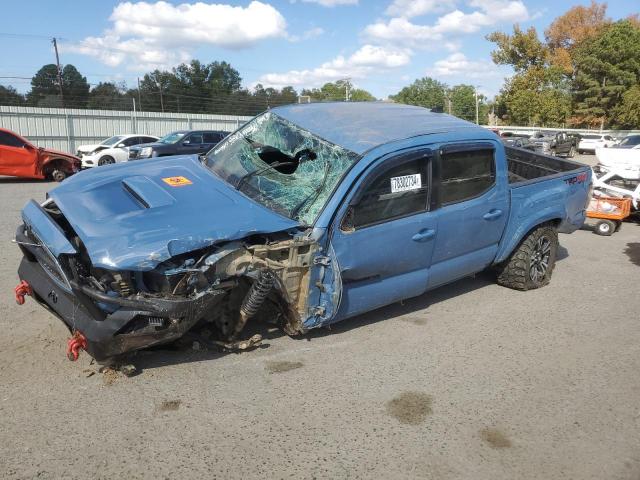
[43,158,71,173]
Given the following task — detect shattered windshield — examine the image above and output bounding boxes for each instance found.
[159,132,186,144]
[102,135,125,146]
[205,112,360,225]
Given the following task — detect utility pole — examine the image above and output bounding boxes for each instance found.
[474,86,480,125]
[137,77,142,111]
[158,82,164,113]
[51,37,64,108]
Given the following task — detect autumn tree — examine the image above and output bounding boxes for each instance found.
[545,1,610,73]
[486,25,549,72]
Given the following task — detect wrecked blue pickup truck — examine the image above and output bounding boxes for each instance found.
[15,103,591,362]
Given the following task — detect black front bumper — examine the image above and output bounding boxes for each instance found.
[18,255,225,362]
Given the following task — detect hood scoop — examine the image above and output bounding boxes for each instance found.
[121,176,176,209]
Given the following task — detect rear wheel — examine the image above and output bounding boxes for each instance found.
[98,155,115,166]
[594,220,615,236]
[496,224,558,291]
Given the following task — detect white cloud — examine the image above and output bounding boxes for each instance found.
[427,52,503,79]
[66,1,287,69]
[257,44,410,88]
[289,27,325,42]
[385,0,457,18]
[299,0,358,6]
[365,0,529,48]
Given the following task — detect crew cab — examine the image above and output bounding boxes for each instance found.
[532,131,580,157]
[128,130,229,160]
[14,103,591,363]
[0,128,79,181]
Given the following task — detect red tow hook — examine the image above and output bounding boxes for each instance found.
[14,280,32,305]
[66,332,88,362]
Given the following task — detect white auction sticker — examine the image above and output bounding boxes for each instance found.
[390,173,422,193]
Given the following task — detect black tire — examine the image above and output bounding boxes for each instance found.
[49,168,67,182]
[496,224,558,291]
[595,220,615,236]
[98,155,115,166]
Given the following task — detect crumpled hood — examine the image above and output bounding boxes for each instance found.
[76,144,102,153]
[48,156,300,271]
[42,147,80,161]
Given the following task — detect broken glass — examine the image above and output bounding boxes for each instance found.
[206,112,360,225]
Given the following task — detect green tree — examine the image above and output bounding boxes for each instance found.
[0,85,24,106]
[612,84,640,128]
[302,81,375,102]
[88,82,127,110]
[499,67,571,126]
[486,25,549,72]
[27,63,90,108]
[572,20,640,128]
[448,84,490,123]
[391,77,447,110]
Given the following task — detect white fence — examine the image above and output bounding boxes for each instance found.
[0,106,252,153]
[484,124,640,139]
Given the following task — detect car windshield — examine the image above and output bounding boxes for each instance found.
[619,135,640,146]
[158,132,186,144]
[102,135,125,146]
[205,112,360,225]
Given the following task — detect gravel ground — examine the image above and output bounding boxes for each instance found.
[1,153,639,480]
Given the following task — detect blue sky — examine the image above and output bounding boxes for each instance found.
[0,0,637,99]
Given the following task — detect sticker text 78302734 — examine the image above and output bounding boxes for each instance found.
[390,174,421,193]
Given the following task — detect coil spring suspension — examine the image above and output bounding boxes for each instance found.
[234,270,275,336]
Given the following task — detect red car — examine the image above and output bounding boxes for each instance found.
[0,128,80,181]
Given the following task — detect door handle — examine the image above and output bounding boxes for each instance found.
[483,209,503,221]
[412,229,436,242]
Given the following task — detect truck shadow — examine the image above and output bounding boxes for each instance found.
[132,248,570,372]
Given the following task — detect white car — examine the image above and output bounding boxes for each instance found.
[77,134,159,168]
[578,134,617,154]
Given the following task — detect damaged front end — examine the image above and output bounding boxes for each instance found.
[16,199,325,362]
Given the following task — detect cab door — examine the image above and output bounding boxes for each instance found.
[0,131,38,177]
[428,142,509,288]
[326,148,437,322]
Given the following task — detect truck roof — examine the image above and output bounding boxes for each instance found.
[272,102,493,154]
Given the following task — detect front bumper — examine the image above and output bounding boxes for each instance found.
[17,239,226,361]
[80,154,98,168]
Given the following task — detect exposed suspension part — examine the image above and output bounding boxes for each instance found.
[14,280,32,305]
[234,270,275,336]
[66,331,87,361]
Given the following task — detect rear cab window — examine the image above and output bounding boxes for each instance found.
[439,146,496,204]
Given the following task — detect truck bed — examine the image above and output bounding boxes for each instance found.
[505,146,584,184]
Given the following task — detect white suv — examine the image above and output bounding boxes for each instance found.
[578,134,617,154]
[78,134,159,168]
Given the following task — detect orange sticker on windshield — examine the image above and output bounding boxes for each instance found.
[162,176,193,187]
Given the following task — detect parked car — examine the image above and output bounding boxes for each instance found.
[128,130,229,160]
[532,131,580,157]
[79,134,159,168]
[577,134,617,154]
[501,136,536,151]
[14,103,591,362]
[612,134,640,149]
[0,128,79,181]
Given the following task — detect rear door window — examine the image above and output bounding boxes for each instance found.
[187,133,203,144]
[439,148,496,204]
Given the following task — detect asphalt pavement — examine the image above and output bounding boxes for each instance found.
[1,153,639,479]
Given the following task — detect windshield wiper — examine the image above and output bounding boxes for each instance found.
[235,161,297,191]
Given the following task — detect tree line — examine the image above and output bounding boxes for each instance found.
[488,2,640,128]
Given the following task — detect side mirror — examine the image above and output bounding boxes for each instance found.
[182,140,191,145]
[117,143,125,148]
